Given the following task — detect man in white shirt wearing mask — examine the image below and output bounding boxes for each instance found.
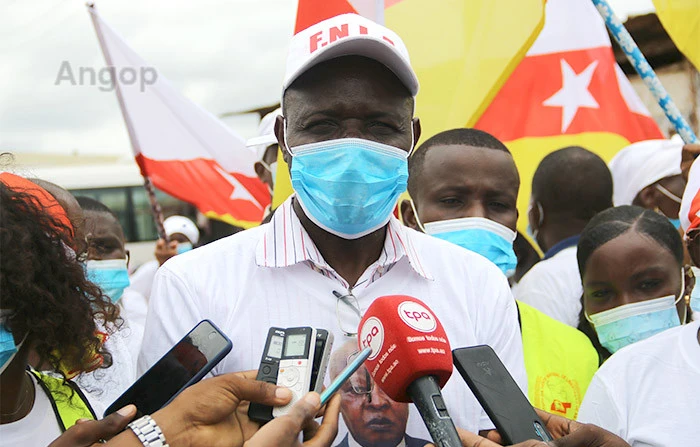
[138,14,527,442]
[129,215,200,301]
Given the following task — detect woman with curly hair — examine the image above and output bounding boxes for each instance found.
[0,175,120,445]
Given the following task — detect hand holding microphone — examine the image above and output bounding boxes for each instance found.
[358,295,462,447]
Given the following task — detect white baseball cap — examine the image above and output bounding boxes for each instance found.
[163,215,200,245]
[246,107,282,160]
[283,13,418,97]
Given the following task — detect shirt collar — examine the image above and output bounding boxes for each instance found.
[543,234,580,260]
[255,196,432,281]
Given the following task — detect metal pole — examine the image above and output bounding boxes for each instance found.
[592,0,699,144]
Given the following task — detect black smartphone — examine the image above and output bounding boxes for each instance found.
[452,345,552,444]
[104,319,232,418]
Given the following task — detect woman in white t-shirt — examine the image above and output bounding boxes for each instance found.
[575,206,693,363]
[0,177,119,445]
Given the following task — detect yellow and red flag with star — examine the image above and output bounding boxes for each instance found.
[475,0,664,233]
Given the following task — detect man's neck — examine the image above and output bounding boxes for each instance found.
[292,198,386,287]
[540,222,586,254]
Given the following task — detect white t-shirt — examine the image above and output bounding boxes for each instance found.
[138,198,528,442]
[514,246,582,327]
[129,259,159,300]
[0,374,62,446]
[0,373,105,446]
[76,321,137,411]
[119,288,148,363]
[578,320,700,447]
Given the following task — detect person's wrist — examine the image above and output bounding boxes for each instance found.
[127,415,170,447]
[151,408,190,447]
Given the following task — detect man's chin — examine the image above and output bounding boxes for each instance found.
[358,427,404,447]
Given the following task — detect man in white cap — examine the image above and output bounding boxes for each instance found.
[609,138,686,228]
[248,108,282,194]
[138,14,526,442]
[129,215,200,300]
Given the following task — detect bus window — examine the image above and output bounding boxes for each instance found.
[130,186,196,242]
[71,186,196,243]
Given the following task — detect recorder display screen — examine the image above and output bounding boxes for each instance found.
[285,334,307,357]
[267,335,284,359]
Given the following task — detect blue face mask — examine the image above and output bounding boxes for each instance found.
[176,242,193,255]
[587,288,684,354]
[288,134,410,239]
[86,259,130,304]
[690,267,700,315]
[421,216,518,276]
[668,218,682,230]
[0,311,26,375]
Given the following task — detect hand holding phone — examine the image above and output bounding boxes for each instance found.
[453,345,552,444]
[105,320,231,418]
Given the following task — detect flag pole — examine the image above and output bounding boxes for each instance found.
[87,2,169,241]
[591,0,699,144]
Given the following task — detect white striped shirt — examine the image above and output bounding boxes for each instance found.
[255,196,433,290]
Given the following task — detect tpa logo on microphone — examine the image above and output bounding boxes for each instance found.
[359,317,384,360]
[398,301,437,333]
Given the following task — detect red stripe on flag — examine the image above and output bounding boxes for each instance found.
[476,46,663,143]
[294,0,357,33]
[136,154,270,225]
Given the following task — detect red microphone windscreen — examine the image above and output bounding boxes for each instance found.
[358,295,452,403]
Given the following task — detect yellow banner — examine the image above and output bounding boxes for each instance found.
[653,0,700,71]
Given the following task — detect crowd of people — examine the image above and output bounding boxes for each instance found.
[1,12,699,447]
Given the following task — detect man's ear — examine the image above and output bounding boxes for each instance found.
[636,185,659,209]
[411,118,422,149]
[400,199,419,230]
[254,161,266,179]
[274,115,292,167]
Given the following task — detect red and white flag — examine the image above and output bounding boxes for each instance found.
[474,0,664,233]
[88,6,270,229]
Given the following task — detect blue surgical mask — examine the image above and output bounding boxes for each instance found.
[668,218,682,230]
[86,259,130,304]
[690,267,700,315]
[422,216,517,276]
[176,242,193,255]
[586,277,685,354]
[288,133,410,239]
[0,311,26,375]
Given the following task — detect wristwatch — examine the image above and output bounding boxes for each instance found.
[127,415,169,447]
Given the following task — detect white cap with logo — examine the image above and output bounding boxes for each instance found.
[283,13,419,97]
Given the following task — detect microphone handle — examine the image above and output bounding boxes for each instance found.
[407,375,463,447]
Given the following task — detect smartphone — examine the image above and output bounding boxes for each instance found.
[320,346,372,405]
[104,320,232,418]
[452,345,552,444]
[273,327,317,418]
[248,327,286,423]
[310,329,334,393]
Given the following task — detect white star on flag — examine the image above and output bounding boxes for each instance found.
[543,59,600,132]
[214,165,263,210]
